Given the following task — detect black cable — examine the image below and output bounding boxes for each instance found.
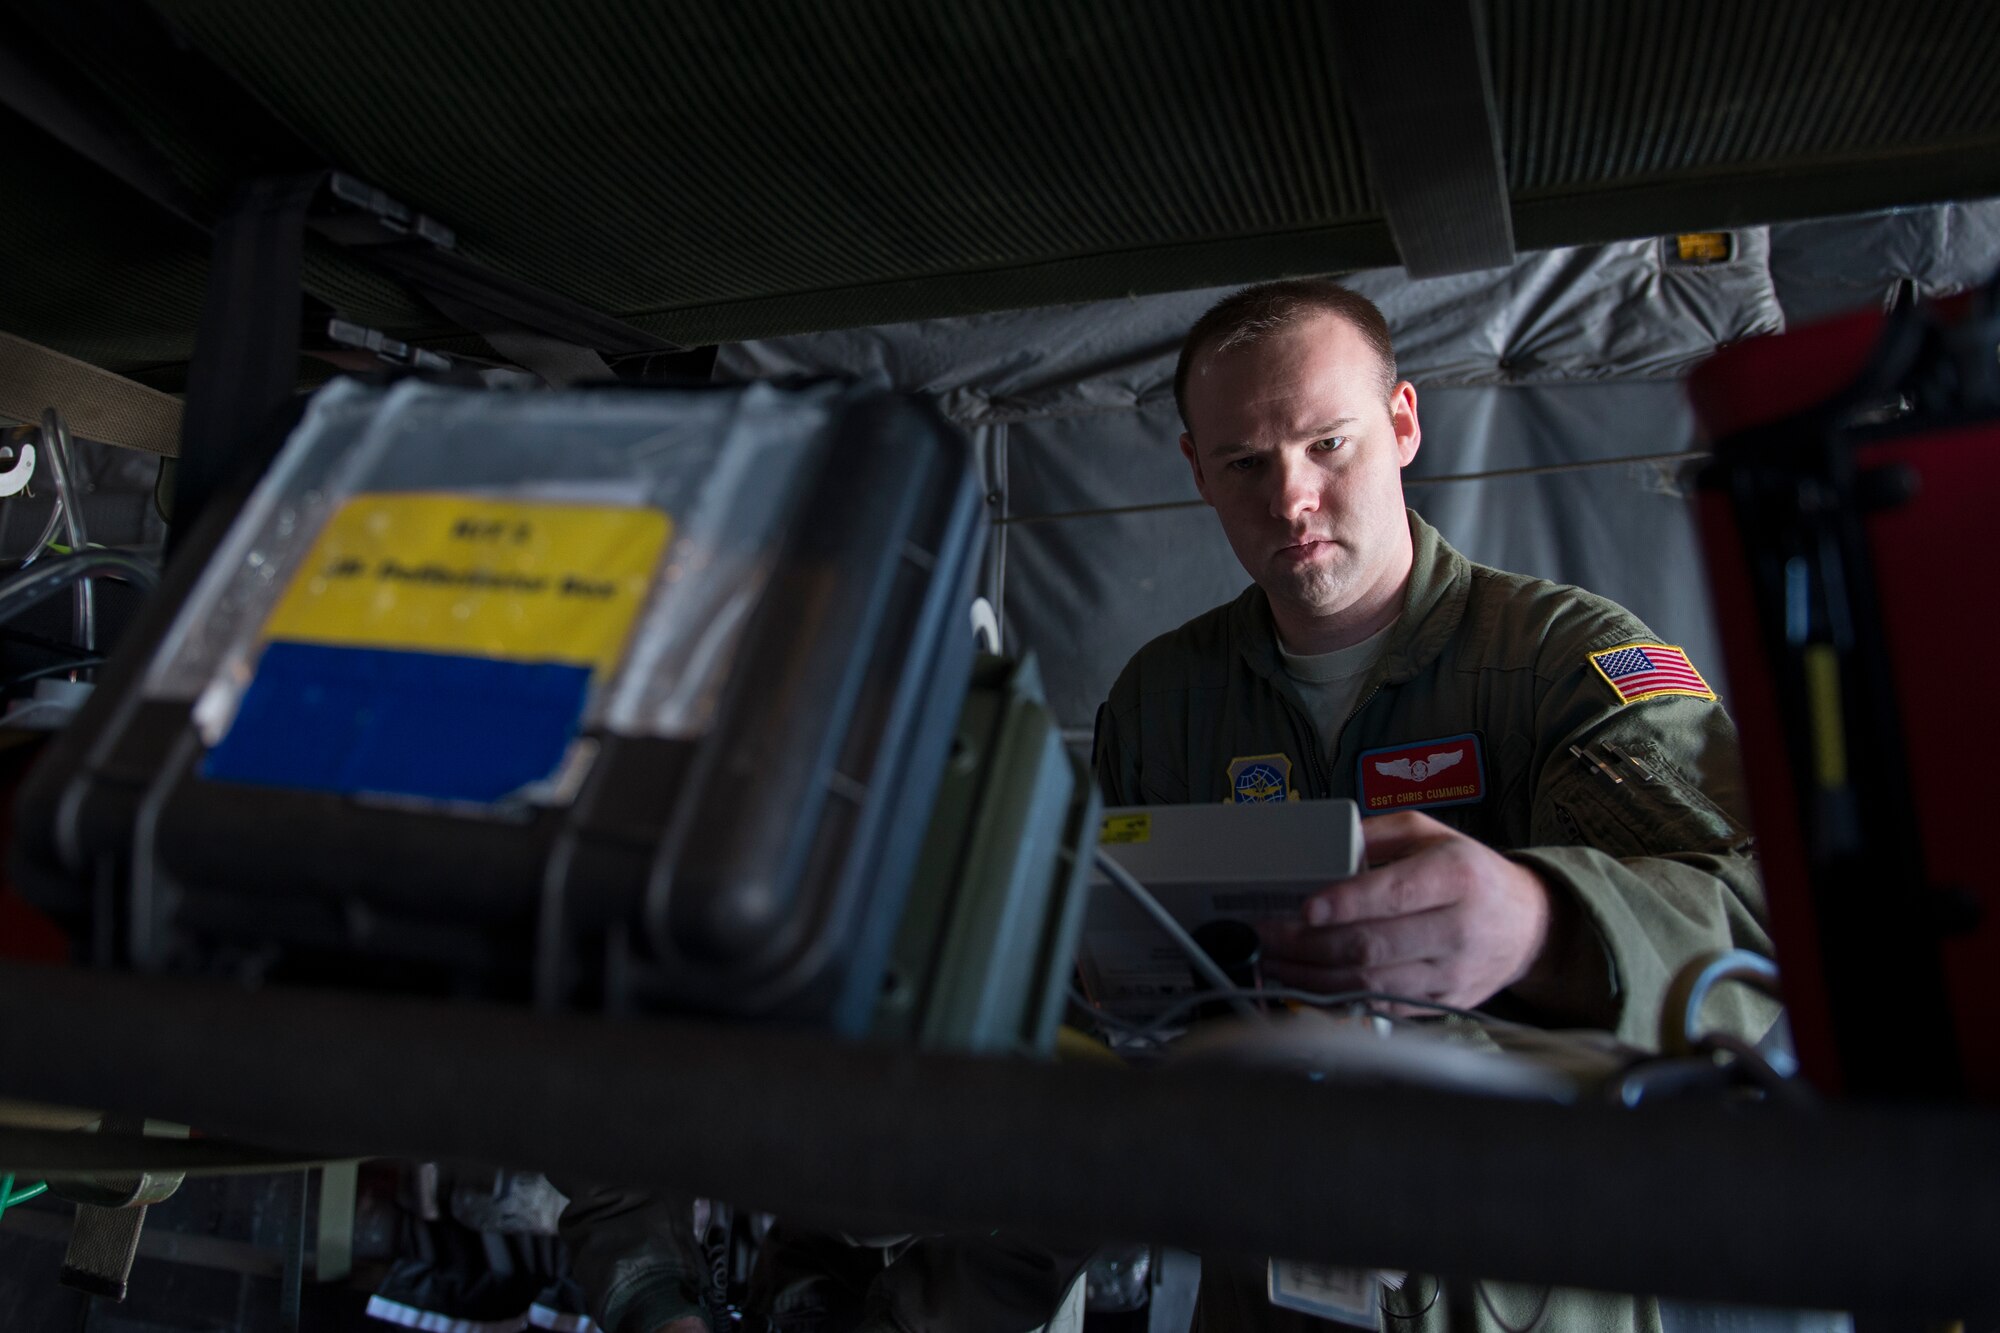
[1070,983,1527,1047]
[4,656,105,689]
[1694,1033,1817,1110]
[0,624,90,657]
[702,1204,736,1332]
[1475,1279,1552,1333]
[1093,849,1262,1021]
[1381,1272,1440,1319]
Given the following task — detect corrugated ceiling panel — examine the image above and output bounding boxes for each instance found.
[0,111,211,373]
[12,0,2000,371]
[1495,0,2000,192]
[154,0,1378,320]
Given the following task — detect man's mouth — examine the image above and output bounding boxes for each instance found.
[1277,538,1331,562]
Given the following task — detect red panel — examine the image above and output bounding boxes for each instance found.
[1688,309,1885,440]
[0,734,67,962]
[1858,423,2000,1099]
[0,884,67,963]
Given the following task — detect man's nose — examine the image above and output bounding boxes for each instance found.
[1270,454,1319,523]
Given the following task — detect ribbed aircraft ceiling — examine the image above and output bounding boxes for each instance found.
[4,0,1999,389]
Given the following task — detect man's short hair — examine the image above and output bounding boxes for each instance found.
[1173,279,1398,429]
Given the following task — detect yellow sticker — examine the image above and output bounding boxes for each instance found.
[262,493,670,674]
[1099,812,1152,844]
[1675,232,1733,263]
[1803,644,1848,789]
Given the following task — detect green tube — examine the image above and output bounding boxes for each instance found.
[0,1176,48,1217]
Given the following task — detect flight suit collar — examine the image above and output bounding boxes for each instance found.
[1229,509,1473,688]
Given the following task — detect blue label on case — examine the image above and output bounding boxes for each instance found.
[203,640,589,804]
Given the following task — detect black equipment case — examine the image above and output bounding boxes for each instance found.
[14,377,988,1036]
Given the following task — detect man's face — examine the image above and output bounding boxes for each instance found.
[1179,311,1422,625]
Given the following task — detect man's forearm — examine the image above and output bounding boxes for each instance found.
[1505,846,1775,1048]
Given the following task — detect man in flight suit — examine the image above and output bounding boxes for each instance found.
[1093,279,1777,1331]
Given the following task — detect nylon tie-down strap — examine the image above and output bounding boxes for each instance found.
[51,1114,190,1302]
[0,331,183,457]
[1327,0,1516,277]
[61,1203,150,1300]
[170,173,326,553]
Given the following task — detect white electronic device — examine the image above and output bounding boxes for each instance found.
[1080,799,1362,1019]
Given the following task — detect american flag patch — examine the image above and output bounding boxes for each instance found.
[1588,642,1716,705]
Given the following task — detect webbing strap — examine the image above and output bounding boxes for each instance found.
[50,1112,185,1303]
[0,330,183,456]
[1328,0,1516,277]
[169,173,326,555]
[60,1202,148,1300]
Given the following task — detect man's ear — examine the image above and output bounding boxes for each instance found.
[1179,432,1214,506]
[1391,381,1422,468]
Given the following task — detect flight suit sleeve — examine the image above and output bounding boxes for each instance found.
[1503,677,1779,1051]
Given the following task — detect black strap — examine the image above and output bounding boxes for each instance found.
[170,173,327,555]
[1328,0,1516,277]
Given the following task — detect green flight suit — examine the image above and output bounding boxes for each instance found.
[1094,510,1778,1333]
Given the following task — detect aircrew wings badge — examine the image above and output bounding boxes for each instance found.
[1356,733,1486,815]
[1588,642,1716,705]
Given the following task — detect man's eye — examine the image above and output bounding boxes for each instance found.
[1312,436,1349,453]
[1226,457,1260,472]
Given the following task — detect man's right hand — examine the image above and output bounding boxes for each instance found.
[1255,810,1552,1011]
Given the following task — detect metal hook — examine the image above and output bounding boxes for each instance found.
[0,427,36,498]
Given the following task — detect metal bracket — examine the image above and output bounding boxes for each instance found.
[1145,1248,1201,1333]
[322,318,454,373]
[324,171,456,250]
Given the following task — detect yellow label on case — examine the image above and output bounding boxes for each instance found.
[261,493,670,673]
[1099,813,1153,844]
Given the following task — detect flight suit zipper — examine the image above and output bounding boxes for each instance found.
[1277,678,1384,801]
[1329,682,1383,777]
[1276,692,1331,798]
